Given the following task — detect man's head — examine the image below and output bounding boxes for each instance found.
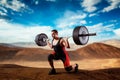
[52,29,58,34]
[51,29,58,39]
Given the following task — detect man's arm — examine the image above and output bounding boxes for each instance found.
[46,40,52,49]
[61,38,70,48]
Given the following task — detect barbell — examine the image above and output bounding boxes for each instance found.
[35,26,96,46]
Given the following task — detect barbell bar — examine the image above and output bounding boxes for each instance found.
[78,33,96,36]
[35,26,96,46]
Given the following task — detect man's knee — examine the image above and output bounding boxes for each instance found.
[48,54,54,61]
[65,66,72,72]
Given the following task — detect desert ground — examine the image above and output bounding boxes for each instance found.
[0,41,120,80]
[1,58,120,70]
[0,64,120,80]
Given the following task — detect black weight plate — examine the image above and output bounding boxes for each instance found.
[35,33,48,46]
[73,26,89,45]
[73,27,81,45]
[79,26,89,45]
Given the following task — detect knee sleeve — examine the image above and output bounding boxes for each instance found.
[48,54,54,61]
[65,66,72,72]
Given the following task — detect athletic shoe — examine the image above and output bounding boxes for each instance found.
[74,64,79,72]
[48,68,56,75]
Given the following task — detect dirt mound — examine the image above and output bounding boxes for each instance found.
[13,48,52,61]
[0,44,80,61]
[76,43,120,59]
[102,39,120,48]
[0,64,26,68]
[0,44,21,61]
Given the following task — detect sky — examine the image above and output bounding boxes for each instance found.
[0,0,120,43]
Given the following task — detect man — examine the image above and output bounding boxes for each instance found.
[47,29,78,75]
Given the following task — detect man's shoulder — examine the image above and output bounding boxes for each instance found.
[60,37,64,40]
[60,38,65,43]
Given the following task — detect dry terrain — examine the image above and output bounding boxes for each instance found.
[0,64,120,80]
[0,42,120,80]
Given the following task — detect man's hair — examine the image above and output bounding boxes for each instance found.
[51,29,58,34]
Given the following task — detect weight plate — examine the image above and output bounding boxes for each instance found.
[73,26,89,45]
[35,33,48,46]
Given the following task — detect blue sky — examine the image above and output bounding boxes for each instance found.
[0,0,120,43]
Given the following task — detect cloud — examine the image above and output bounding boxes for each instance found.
[79,20,87,24]
[0,19,118,43]
[86,23,116,42]
[102,0,120,12]
[0,19,75,43]
[0,6,7,13]
[109,20,117,23]
[0,15,11,21]
[0,6,7,16]
[59,28,75,43]
[0,0,33,13]
[55,10,87,28]
[113,28,120,40]
[87,23,115,33]
[0,11,7,16]
[81,0,101,12]
[35,0,39,5]
[113,28,120,36]
[0,19,53,43]
[89,13,98,17]
[0,0,25,12]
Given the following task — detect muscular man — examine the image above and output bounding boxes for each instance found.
[47,29,78,75]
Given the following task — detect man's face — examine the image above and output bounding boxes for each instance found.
[52,31,58,38]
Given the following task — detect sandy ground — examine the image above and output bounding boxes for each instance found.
[0,64,120,80]
[0,59,120,80]
[0,58,120,70]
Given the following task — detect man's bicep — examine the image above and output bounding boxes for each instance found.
[47,41,52,48]
[61,39,68,47]
[63,38,70,48]
[60,39,65,46]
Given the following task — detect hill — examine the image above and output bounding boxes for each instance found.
[0,43,120,61]
[101,39,120,48]
[76,43,120,59]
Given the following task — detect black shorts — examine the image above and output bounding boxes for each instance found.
[48,51,70,67]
